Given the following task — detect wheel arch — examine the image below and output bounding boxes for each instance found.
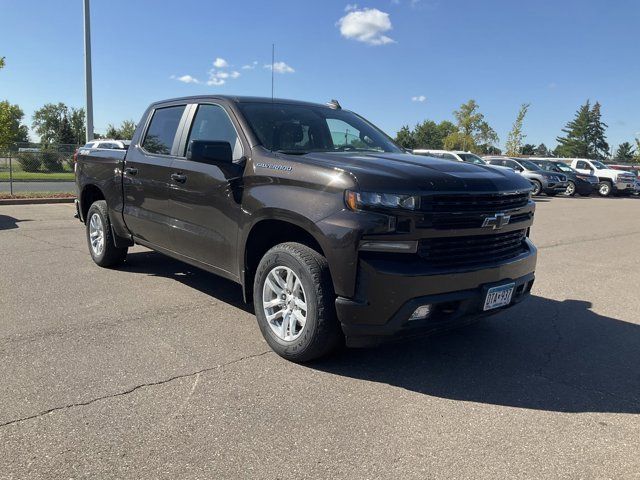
[240,212,329,303]
[80,184,105,223]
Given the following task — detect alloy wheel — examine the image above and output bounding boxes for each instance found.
[262,266,308,341]
[89,213,105,257]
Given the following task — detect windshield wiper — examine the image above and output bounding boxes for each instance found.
[275,149,308,155]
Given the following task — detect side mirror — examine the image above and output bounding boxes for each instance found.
[188,140,233,165]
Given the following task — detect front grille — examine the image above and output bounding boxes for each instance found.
[426,212,533,230]
[422,192,530,213]
[417,229,527,268]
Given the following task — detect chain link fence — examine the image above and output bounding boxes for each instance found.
[0,143,78,197]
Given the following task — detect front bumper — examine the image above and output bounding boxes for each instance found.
[614,179,635,192]
[335,239,537,346]
[543,180,568,193]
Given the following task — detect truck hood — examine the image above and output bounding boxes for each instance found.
[298,152,532,193]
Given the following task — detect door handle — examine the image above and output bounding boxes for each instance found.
[124,167,138,176]
[171,173,187,184]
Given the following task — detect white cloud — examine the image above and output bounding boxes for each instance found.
[230,70,241,78]
[171,74,200,84]
[213,57,229,68]
[242,61,258,70]
[337,8,395,46]
[207,77,225,86]
[411,95,426,102]
[264,61,295,74]
[345,3,358,11]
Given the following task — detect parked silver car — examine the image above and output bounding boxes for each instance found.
[484,157,568,196]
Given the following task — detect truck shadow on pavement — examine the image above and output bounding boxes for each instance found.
[312,295,640,414]
[0,214,30,231]
[123,250,252,313]
[119,252,639,414]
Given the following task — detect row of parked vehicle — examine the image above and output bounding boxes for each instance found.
[412,150,640,197]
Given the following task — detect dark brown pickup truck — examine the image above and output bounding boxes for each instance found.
[75,95,537,361]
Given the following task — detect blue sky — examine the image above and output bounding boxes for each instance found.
[1,0,638,150]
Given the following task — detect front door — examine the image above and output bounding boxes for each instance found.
[123,104,187,250]
[167,103,245,278]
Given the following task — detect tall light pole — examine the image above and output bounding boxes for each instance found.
[83,0,94,141]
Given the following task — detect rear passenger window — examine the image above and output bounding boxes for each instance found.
[142,105,186,155]
[185,104,242,161]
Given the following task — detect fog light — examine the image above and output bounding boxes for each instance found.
[408,304,432,321]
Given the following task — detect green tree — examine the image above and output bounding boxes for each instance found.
[505,103,530,156]
[32,103,68,144]
[520,144,536,155]
[104,120,137,140]
[0,57,5,70]
[614,142,635,161]
[412,120,459,149]
[105,124,119,139]
[0,100,29,149]
[57,115,75,144]
[394,125,416,149]
[445,100,498,153]
[118,120,136,139]
[589,102,609,159]
[69,108,86,144]
[534,143,551,156]
[556,101,609,159]
[32,103,86,145]
[556,101,592,158]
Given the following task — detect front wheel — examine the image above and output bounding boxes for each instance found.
[530,180,542,196]
[253,242,343,362]
[86,200,128,267]
[598,181,612,197]
[564,181,576,196]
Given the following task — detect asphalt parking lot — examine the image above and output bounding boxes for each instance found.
[1,196,639,479]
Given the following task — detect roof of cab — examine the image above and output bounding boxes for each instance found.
[150,95,334,109]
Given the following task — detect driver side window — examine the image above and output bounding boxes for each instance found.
[185,104,243,161]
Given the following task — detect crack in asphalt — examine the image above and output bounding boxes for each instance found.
[0,350,272,429]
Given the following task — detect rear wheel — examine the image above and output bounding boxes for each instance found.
[253,242,343,362]
[86,200,128,267]
[530,180,542,196]
[598,181,612,197]
[564,181,576,196]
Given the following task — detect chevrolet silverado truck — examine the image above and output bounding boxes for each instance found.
[75,96,537,362]
[567,158,636,197]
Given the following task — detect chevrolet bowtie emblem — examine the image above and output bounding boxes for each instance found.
[482,213,511,230]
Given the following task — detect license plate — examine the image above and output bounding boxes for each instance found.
[483,283,515,311]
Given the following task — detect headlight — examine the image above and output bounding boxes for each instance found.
[345,190,420,211]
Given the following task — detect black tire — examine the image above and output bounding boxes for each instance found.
[253,242,343,362]
[86,200,128,267]
[564,181,576,197]
[530,180,542,196]
[597,181,612,197]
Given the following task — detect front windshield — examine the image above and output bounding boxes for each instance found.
[592,161,608,170]
[458,153,487,165]
[553,162,575,173]
[239,102,401,154]
[519,159,542,171]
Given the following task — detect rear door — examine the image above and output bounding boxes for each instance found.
[167,102,246,278]
[123,104,188,249]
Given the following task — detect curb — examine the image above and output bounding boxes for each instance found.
[0,197,75,205]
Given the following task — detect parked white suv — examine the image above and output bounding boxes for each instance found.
[564,159,635,197]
